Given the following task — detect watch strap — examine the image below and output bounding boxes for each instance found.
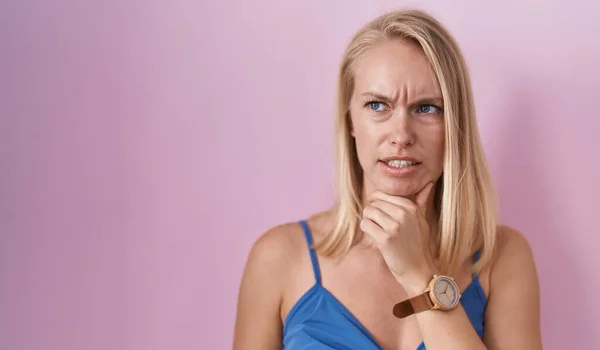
[392,292,434,318]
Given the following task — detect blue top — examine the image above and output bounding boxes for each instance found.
[282,220,487,350]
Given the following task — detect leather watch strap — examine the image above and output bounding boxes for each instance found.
[392,292,434,318]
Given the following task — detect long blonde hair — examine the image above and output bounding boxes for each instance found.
[314,9,498,276]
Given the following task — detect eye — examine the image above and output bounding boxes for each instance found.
[417,104,442,114]
[365,101,387,112]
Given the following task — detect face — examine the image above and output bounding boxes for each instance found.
[349,38,445,199]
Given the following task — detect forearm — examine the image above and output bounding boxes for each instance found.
[399,272,487,350]
[414,303,487,350]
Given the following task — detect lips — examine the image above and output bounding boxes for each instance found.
[385,159,419,168]
[380,156,422,168]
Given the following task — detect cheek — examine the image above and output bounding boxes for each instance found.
[432,133,445,156]
[350,116,383,164]
[423,127,445,168]
[350,107,386,137]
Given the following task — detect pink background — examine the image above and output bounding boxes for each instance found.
[1,0,599,349]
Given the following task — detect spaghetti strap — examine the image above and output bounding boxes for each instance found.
[299,220,322,285]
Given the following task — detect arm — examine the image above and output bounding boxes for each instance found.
[482,226,543,349]
[362,188,542,349]
[232,227,291,350]
[408,226,542,350]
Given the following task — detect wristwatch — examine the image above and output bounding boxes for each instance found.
[392,275,461,318]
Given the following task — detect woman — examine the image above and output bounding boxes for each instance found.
[233,9,542,350]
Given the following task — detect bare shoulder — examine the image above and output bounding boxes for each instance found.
[238,221,308,301]
[491,225,538,281]
[483,224,542,350]
[246,221,305,270]
[241,210,334,292]
[232,220,311,349]
[496,224,533,249]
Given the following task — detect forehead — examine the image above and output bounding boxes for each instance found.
[351,38,441,97]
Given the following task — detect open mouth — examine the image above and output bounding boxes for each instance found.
[384,160,421,168]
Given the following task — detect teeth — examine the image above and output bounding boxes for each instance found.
[387,160,417,168]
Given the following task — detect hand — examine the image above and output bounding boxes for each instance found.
[360,182,436,291]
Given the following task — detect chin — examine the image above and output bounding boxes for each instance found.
[371,178,419,197]
[380,185,415,197]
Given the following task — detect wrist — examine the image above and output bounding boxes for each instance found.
[393,273,462,320]
[397,269,436,295]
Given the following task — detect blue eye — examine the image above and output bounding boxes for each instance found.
[367,101,386,111]
[417,104,441,114]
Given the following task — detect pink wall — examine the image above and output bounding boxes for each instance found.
[1,0,598,349]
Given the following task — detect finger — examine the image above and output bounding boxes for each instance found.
[359,217,387,245]
[368,199,407,229]
[415,182,435,216]
[362,204,397,232]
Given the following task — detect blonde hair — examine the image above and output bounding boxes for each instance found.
[315,9,498,276]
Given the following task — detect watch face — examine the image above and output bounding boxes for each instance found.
[432,276,460,308]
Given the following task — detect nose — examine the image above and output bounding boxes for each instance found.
[390,112,415,147]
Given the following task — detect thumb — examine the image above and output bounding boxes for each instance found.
[415,182,435,215]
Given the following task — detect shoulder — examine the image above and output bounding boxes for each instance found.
[486,224,540,318]
[491,225,538,280]
[481,227,542,348]
[244,210,334,271]
[244,221,307,279]
[233,222,309,349]
[248,208,334,255]
[240,211,335,293]
[495,225,532,251]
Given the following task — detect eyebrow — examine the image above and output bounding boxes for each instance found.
[415,96,444,106]
[361,92,444,106]
[361,92,395,103]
